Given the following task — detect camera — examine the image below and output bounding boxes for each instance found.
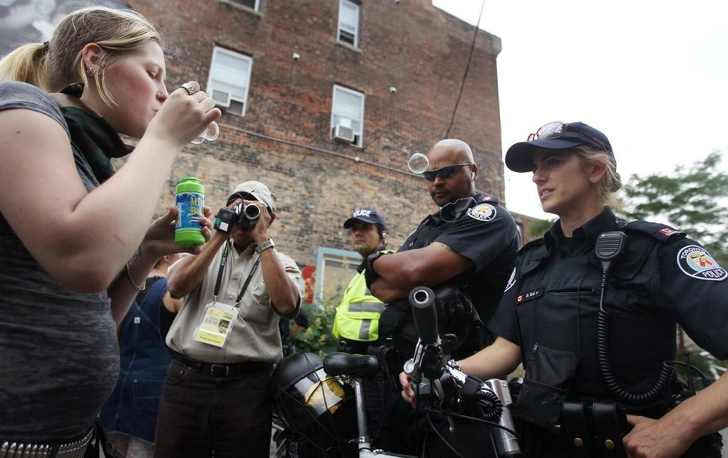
[214,203,261,232]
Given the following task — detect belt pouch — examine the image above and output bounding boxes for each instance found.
[592,402,628,458]
[512,344,577,435]
[561,401,591,458]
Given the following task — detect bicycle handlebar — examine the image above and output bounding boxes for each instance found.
[406,286,523,457]
[409,286,439,346]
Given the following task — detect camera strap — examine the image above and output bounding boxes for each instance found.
[212,244,261,307]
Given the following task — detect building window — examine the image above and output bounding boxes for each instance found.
[331,85,364,147]
[314,247,360,307]
[206,47,253,117]
[228,0,259,10]
[337,0,360,47]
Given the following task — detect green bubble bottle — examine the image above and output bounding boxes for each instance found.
[175,177,205,247]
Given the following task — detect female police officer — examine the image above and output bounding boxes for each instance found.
[401,121,728,457]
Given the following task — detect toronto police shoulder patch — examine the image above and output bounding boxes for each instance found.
[467,203,497,222]
[676,245,727,281]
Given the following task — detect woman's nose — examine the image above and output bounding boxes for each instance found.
[532,168,545,183]
[158,86,169,102]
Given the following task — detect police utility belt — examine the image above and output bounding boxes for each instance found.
[1,427,93,458]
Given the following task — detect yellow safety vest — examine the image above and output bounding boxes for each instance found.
[332,268,386,342]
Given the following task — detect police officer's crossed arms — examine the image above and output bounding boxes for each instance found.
[401,122,728,458]
[367,139,521,457]
[366,139,520,358]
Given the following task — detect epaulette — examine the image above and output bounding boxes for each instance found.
[519,237,545,253]
[621,221,685,242]
[478,195,499,205]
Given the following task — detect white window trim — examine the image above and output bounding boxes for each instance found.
[337,0,360,48]
[331,85,365,147]
[314,247,361,306]
[206,46,253,117]
[219,0,260,12]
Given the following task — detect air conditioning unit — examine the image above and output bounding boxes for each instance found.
[332,124,356,143]
[210,87,232,108]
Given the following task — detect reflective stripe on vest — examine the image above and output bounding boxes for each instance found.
[348,301,386,313]
[332,270,385,341]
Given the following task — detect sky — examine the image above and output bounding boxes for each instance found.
[432,0,728,220]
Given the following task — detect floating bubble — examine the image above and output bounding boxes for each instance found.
[408,153,429,174]
[191,121,220,145]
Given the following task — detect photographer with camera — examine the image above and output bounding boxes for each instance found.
[156,181,303,458]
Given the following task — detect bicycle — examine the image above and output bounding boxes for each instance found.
[270,286,523,458]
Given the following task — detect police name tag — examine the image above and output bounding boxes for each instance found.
[194,302,238,348]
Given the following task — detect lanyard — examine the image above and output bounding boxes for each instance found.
[213,244,261,307]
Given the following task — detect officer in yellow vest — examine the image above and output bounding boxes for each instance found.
[333,207,391,355]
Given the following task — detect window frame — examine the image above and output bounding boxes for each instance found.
[225,0,260,11]
[331,85,365,147]
[314,247,361,307]
[337,0,360,48]
[206,46,253,117]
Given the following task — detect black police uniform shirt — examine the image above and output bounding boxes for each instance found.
[489,207,728,401]
[383,193,520,346]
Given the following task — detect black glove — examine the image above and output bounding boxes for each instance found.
[432,282,474,341]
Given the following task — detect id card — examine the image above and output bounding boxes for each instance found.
[194,302,238,348]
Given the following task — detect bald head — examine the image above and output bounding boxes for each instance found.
[425,139,478,206]
[427,139,475,164]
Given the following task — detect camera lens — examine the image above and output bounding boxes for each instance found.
[244,204,261,221]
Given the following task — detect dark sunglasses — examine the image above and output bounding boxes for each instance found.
[527,121,608,152]
[423,163,473,181]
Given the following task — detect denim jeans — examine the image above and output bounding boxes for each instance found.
[153,360,273,458]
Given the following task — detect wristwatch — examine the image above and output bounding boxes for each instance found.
[366,250,387,273]
[255,238,275,254]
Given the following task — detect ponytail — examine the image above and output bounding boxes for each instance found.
[0,42,52,91]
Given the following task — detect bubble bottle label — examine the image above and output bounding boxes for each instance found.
[175,177,205,247]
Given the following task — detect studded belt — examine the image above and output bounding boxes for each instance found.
[0,427,93,458]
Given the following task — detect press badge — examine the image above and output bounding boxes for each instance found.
[194,302,239,348]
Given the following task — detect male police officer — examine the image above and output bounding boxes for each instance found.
[332,207,390,355]
[367,139,521,457]
[331,207,391,443]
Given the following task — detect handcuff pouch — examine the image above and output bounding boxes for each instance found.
[592,402,628,458]
[561,401,591,458]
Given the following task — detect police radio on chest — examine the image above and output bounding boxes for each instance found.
[595,230,673,405]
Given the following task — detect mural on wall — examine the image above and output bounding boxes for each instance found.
[0,0,129,56]
[301,265,315,305]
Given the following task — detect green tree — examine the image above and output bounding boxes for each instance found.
[295,304,339,357]
[526,218,554,238]
[618,150,728,263]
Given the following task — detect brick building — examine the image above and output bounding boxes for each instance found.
[122,0,519,305]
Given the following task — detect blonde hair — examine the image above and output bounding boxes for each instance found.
[573,145,623,211]
[0,7,162,107]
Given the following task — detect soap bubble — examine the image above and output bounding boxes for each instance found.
[191,121,220,145]
[408,152,429,174]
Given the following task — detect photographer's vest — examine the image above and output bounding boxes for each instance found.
[332,266,387,342]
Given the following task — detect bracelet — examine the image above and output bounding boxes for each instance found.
[255,238,275,254]
[125,262,146,291]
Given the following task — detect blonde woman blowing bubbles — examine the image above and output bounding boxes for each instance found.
[0,6,220,454]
